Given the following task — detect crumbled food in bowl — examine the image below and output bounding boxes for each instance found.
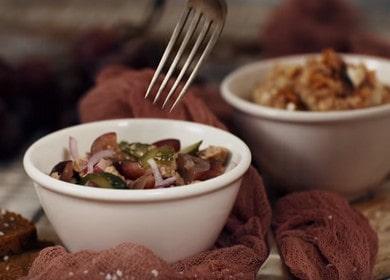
[251,49,390,111]
[49,133,231,189]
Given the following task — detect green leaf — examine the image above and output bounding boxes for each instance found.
[180,140,203,155]
[139,146,176,167]
[82,172,127,189]
[119,142,154,159]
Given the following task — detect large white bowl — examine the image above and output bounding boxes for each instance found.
[23,119,251,262]
[221,54,390,198]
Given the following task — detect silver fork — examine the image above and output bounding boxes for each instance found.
[144,0,227,111]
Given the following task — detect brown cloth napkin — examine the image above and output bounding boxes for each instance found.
[78,66,226,130]
[274,191,378,280]
[260,0,390,58]
[23,68,377,280]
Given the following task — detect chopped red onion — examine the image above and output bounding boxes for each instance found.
[156,176,177,188]
[95,158,112,173]
[87,150,114,174]
[147,159,163,187]
[69,136,79,160]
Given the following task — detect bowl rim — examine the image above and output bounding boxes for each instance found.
[23,118,251,202]
[221,53,390,123]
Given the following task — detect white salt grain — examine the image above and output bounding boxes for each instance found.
[328,215,333,220]
[68,271,74,277]
[0,232,4,236]
[3,223,9,227]
[286,102,296,111]
[5,265,9,271]
[3,255,9,261]
[83,270,89,274]
[116,270,123,277]
[105,273,112,280]
[151,269,159,277]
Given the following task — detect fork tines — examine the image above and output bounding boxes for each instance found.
[145,0,226,111]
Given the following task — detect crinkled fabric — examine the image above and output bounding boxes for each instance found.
[274,191,378,280]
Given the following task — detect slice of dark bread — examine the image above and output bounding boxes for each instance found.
[0,249,40,280]
[0,210,37,257]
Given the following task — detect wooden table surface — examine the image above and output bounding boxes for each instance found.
[354,184,390,280]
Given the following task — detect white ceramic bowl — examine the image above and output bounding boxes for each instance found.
[221,54,390,199]
[23,119,251,262]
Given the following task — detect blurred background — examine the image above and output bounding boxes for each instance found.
[0,0,390,162]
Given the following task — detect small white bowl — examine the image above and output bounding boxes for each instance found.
[221,54,390,199]
[23,119,251,262]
